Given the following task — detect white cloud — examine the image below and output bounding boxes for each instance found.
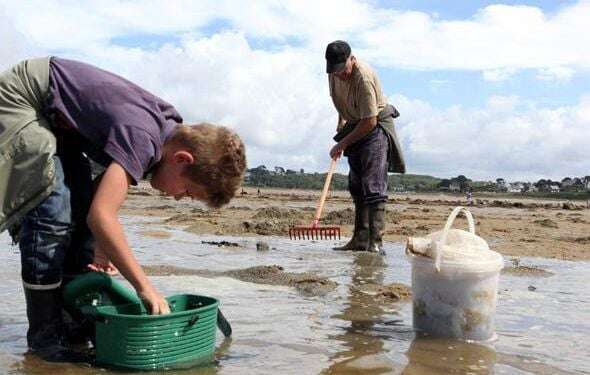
[63,32,339,172]
[536,66,575,82]
[359,2,590,77]
[3,1,590,75]
[394,94,590,181]
[1,0,589,180]
[485,95,521,113]
[0,8,45,70]
[482,68,518,82]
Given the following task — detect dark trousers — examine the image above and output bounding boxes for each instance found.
[19,141,94,288]
[346,126,389,205]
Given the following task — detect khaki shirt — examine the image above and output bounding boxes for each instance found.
[328,59,386,122]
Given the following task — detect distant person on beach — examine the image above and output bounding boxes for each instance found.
[325,40,405,255]
[0,57,246,362]
[468,191,473,205]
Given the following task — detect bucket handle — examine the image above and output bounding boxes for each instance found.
[433,206,476,272]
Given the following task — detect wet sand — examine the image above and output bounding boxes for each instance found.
[124,185,590,261]
[144,264,339,297]
[1,211,589,374]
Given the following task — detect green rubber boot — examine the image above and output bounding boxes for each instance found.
[367,202,386,255]
[333,201,369,251]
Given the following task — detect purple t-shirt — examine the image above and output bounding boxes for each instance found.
[45,57,182,184]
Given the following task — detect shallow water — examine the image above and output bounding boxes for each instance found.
[0,215,589,374]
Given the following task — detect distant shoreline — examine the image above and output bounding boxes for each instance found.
[127,185,590,261]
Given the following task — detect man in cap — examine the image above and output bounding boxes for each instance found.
[326,40,405,255]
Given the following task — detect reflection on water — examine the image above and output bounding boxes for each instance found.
[324,253,395,374]
[403,337,496,374]
[1,216,589,374]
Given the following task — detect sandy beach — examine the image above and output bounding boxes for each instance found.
[124,184,590,262]
[1,184,589,374]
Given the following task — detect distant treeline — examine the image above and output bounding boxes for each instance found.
[244,167,441,191]
[243,167,590,200]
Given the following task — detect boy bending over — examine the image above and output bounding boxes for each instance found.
[0,57,246,362]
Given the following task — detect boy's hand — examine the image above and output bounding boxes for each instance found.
[87,262,119,275]
[138,288,171,315]
[88,245,119,275]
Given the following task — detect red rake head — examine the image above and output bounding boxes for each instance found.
[289,226,341,240]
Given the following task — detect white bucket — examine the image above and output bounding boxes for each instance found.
[406,207,503,341]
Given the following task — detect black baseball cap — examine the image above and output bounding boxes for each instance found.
[325,40,351,74]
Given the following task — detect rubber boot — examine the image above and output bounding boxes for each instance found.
[333,201,369,251]
[61,274,96,347]
[367,202,386,255]
[24,287,90,363]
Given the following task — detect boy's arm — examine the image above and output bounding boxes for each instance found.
[87,161,170,315]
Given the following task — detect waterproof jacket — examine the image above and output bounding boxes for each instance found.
[0,58,56,233]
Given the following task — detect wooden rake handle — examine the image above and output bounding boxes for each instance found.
[312,158,337,227]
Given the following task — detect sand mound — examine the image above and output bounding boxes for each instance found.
[242,220,290,236]
[224,265,337,296]
[322,208,401,225]
[241,207,308,235]
[164,209,213,224]
[252,207,306,220]
[323,208,354,225]
[533,218,558,228]
[143,265,213,276]
[139,230,172,239]
[374,283,412,302]
[502,265,554,277]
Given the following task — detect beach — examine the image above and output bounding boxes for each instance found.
[125,184,590,262]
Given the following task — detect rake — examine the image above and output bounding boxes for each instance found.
[289,158,341,240]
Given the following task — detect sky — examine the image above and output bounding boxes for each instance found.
[1,0,589,182]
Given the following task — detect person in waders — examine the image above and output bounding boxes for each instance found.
[326,40,405,255]
[0,57,246,363]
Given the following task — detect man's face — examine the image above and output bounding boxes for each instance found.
[333,56,354,81]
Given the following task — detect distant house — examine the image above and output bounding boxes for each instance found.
[391,185,405,192]
[508,182,525,193]
[274,166,285,175]
[549,184,561,193]
[449,181,461,192]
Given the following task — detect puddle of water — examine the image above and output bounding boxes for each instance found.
[0,215,588,374]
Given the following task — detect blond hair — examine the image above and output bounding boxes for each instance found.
[167,123,246,208]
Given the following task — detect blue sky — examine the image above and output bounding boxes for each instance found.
[1,0,589,181]
[379,0,574,18]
